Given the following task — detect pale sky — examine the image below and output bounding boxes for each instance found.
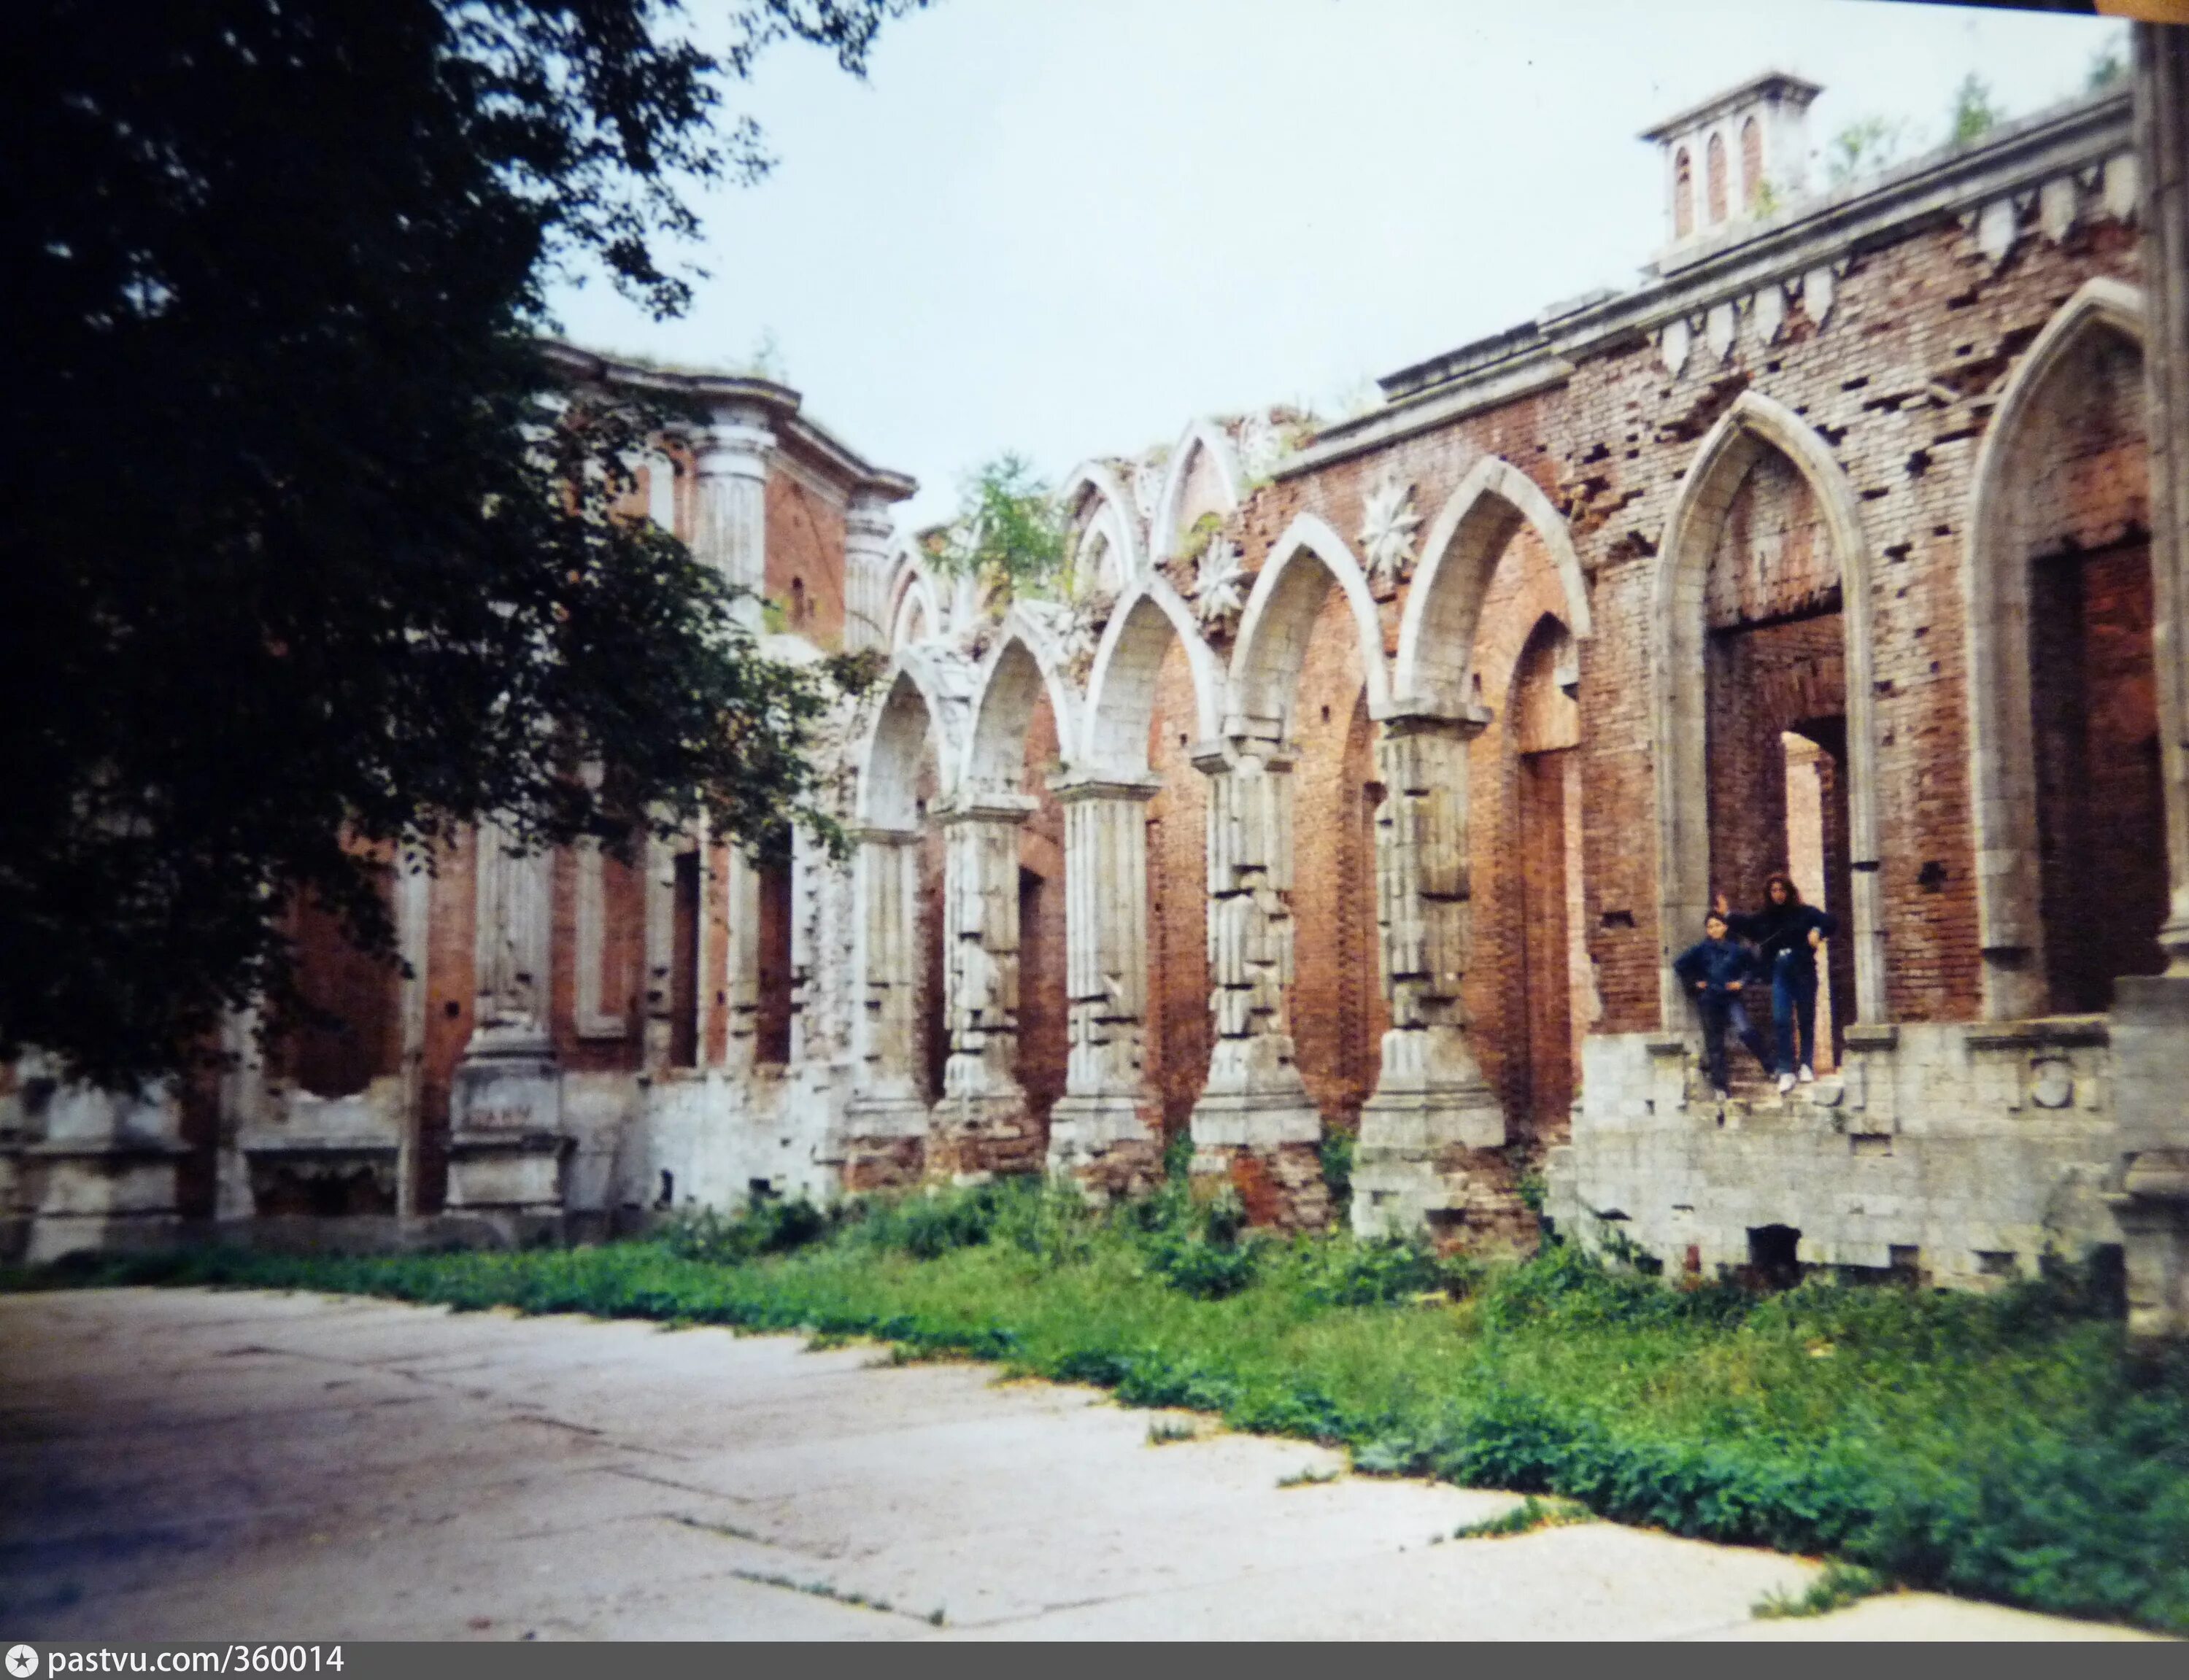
[548,0,2131,533]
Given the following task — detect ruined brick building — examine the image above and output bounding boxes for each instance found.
[8,42,2189,1336]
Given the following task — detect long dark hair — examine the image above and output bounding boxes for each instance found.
[1764,871,1803,907]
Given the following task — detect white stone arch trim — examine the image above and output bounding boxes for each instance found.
[1964,276,2147,1018]
[884,541,946,650]
[1227,512,1391,735]
[1150,419,1247,562]
[853,647,970,828]
[1394,454,1594,711]
[1081,572,1224,774]
[1059,460,1144,589]
[962,605,1086,792]
[1653,388,1883,1027]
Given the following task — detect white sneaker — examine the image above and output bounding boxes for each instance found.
[1798,1065,1815,1084]
[1777,1072,1796,1096]
[1713,1088,1731,1102]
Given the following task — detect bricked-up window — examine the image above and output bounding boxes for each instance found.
[754,845,793,1066]
[285,862,401,1099]
[1674,147,1694,239]
[1740,117,1762,212]
[669,851,700,1068]
[1705,131,1728,224]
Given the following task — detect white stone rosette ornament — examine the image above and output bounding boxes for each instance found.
[1360,474,1421,595]
[1194,534,1249,632]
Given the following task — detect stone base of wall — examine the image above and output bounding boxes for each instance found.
[1194,1141,1331,1231]
[841,1134,925,1193]
[2107,972,2189,1341]
[1355,1142,1537,1254]
[1548,1021,2122,1288]
[1048,1092,1165,1204]
[927,1091,1045,1180]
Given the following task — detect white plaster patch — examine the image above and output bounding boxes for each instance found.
[1752,283,1785,347]
[2038,176,2080,244]
[1705,301,1737,364]
[1659,317,1691,379]
[1803,266,1834,328]
[2103,151,2140,221]
[1977,198,2020,266]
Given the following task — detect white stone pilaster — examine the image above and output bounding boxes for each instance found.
[844,490,895,654]
[844,827,927,1137]
[1354,708,1506,1237]
[690,405,773,635]
[449,816,564,1221]
[1047,775,1162,1175]
[2112,21,2189,1344]
[936,794,1033,1112]
[1189,735,1319,1151]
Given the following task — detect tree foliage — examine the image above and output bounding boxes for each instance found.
[1824,115,1909,189]
[0,0,919,1088]
[931,453,1070,608]
[1946,72,2002,149]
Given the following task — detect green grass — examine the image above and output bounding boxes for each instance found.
[8,1176,2188,1635]
[1449,1494,1591,1540]
[1754,1560,1893,1620]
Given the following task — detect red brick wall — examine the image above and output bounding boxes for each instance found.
[1227,211,2141,1044]
[2033,538,2166,1009]
[1289,589,1384,1133]
[1145,635,1211,1142]
[765,471,846,650]
[285,862,401,1099]
[1017,692,1069,1127]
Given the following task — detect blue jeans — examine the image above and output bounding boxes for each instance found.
[1772,952,1820,1075]
[1698,993,1772,1091]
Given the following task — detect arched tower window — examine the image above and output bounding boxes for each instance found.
[1674,147,1694,239]
[1706,131,1729,224]
[1740,117,1763,211]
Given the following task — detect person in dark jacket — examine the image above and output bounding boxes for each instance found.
[1716,874,1837,1093]
[1673,910,1771,1099]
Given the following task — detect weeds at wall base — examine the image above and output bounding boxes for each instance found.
[7,1176,2186,1637]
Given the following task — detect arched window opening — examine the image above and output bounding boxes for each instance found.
[1701,448,1851,1077]
[668,850,700,1069]
[1706,131,1729,224]
[285,862,401,1101]
[754,840,793,1067]
[1740,117,1763,212]
[1674,146,1694,239]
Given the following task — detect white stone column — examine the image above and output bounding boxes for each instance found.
[721,848,762,1072]
[843,827,929,1145]
[1046,774,1163,1185]
[1354,707,1506,1237]
[449,817,565,1223]
[930,793,1040,1176]
[690,404,773,635]
[2112,20,2189,1343]
[844,489,895,654]
[1189,735,1320,1156]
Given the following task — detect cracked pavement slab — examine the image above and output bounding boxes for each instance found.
[0,1289,2161,1641]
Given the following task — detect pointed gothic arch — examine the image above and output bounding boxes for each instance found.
[1150,419,1247,563]
[1394,454,1594,713]
[1654,389,1883,1027]
[1081,573,1224,773]
[1965,276,2152,1018]
[1227,512,1391,733]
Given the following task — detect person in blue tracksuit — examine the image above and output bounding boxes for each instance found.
[1716,875,1837,1094]
[1673,909,1772,1100]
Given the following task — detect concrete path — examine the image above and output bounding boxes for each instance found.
[0,1288,2160,1641]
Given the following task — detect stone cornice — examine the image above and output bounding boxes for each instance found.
[1286,85,2134,479]
[540,341,916,505]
